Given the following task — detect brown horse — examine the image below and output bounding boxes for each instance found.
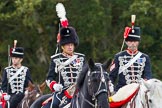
[17,81,46,108]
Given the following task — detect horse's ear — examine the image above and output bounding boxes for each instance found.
[103,59,112,70]
[88,58,95,69]
[142,79,151,89]
[39,81,46,93]
[28,81,35,91]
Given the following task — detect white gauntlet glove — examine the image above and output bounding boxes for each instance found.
[53,84,63,92]
[109,81,114,93]
[4,94,10,101]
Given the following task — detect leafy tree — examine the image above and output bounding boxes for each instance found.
[0,0,162,86]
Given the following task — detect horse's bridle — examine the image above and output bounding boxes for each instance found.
[21,89,42,108]
[90,65,108,100]
[81,65,108,108]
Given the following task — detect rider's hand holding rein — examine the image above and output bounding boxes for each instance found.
[53,84,63,92]
[44,26,86,108]
[109,81,114,94]
[4,94,10,101]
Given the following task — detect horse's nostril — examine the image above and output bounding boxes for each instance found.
[149,99,152,103]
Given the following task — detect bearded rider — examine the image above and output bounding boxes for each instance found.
[109,16,152,92]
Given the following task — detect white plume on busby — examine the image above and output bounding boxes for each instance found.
[56,3,69,28]
[56,3,79,47]
[11,47,24,58]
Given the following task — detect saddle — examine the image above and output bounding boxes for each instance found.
[42,84,76,107]
[109,83,140,108]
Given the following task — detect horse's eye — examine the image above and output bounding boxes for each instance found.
[91,78,98,82]
[91,73,98,77]
[149,99,152,103]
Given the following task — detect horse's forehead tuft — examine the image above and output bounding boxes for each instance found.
[93,63,102,70]
[95,63,102,66]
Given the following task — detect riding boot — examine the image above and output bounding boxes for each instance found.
[9,93,24,108]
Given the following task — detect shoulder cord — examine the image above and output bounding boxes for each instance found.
[118,52,142,74]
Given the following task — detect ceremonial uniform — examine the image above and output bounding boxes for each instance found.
[2,66,32,94]
[109,17,152,92]
[46,52,85,89]
[43,26,86,108]
[109,50,152,91]
[1,47,33,108]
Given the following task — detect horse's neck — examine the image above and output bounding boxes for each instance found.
[78,77,94,103]
[124,84,149,108]
[82,80,92,98]
[21,90,36,106]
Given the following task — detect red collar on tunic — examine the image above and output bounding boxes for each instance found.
[126,49,138,55]
[62,52,74,58]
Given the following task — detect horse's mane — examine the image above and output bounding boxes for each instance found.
[76,63,89,89]
[76,59,111,90]
[17,81,46,108]
[152,84,162,98]
[72,59,111,108]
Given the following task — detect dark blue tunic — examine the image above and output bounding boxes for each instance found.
[1,66,33,108]
[1,66,32,94]
[46,52,86,91]
[43,52,86,108]
[109,50,152,91]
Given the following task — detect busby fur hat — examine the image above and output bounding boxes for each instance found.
[11,47,24,58]
[56,3,79,47]
[125,27,141,41]
[60,26,79,46]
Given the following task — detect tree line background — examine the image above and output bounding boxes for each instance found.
[0,0,162,85]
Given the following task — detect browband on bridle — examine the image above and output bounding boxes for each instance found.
[82,65,108,108]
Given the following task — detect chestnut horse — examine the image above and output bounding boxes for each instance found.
[17,81,46,108]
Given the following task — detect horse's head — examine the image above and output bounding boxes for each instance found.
[143,78,162,108]
[25,81,46,106]
[87,58,111,108]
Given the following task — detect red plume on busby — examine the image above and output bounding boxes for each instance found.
[9,40,17,57]
[10,40,24,58]
[124,27,132,39]
[55,3,79,47]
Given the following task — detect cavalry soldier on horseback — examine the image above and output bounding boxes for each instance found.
[1,46,33,108]
[41,3,86,108]
[43,26,86,108]
[109,15,152,92]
